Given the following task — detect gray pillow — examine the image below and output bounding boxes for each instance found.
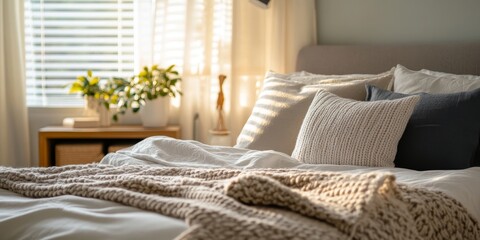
[366,85,480,170]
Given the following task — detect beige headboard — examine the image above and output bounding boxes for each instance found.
[296,44,480,75]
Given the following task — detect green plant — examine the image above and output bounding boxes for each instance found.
[69,70,129,111]
[97,77,130,109]
[69,70,101,97]
[113,64,182,121]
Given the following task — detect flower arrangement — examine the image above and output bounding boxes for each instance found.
[69,70,127,110]
[69,70,101,97]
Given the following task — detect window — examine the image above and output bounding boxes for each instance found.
[24,0,134,107]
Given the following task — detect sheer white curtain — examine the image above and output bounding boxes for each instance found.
[0,0,30,167]
[135,0,232,142]
[230,0,317,144]
[135,0,316,144]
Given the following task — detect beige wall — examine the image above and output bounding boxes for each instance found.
[316,0,480,44]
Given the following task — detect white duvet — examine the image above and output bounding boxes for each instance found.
[1,136,479,240]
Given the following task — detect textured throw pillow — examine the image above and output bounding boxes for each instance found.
[235,70,394,155]
[292,90,419,167]
[394,64,480,94]
[366,85,480,170]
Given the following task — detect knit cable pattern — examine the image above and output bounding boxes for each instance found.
[0,164,478,240]
[292,90,420,167]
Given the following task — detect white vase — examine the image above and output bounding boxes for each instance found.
[140,97,170,127]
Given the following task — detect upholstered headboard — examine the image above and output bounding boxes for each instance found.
[296,44,480,75]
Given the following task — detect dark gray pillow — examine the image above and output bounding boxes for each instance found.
[366,85,480,170]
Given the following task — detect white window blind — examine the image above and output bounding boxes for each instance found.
[24,0,134,107]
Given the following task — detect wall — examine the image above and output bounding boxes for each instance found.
[316,0,480,44]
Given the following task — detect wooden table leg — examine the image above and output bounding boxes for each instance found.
[38,132,50,167]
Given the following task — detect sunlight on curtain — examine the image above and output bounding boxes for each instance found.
[230,0,317,144]
[134,0,315,144]
[135,0,232,142]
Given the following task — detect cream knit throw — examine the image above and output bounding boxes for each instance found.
[0,164,478,240]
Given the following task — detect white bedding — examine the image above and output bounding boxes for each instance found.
[1,136,479,240]
[0,189,186,240]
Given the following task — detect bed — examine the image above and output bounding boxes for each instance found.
[1,44,480,240]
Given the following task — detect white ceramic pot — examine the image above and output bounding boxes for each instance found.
[140,97,170,127]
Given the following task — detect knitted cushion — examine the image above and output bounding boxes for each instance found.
[235,70,393,155]
[292,90,419,167]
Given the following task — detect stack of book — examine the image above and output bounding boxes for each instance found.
[63,117,100,128]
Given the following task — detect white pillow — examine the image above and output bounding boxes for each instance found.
[292,90,419,167]
[394,64,480,94]
[420,68,480,81]
[235,70,394,155]
[269,70,387,85]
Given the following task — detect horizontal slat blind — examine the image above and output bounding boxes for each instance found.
[25,0,134,107]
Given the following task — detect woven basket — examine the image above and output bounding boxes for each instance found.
[55,143,104,166]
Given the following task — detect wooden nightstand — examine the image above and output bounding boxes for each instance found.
[39,125,180,167]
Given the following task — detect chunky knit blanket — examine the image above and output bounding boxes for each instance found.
[0,164,478,240]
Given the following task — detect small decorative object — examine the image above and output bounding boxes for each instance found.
[210,74,230,146]
[69,70,127,127]
[211,74,228,134]
[250,0,270,9]
[114,65,182,127]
